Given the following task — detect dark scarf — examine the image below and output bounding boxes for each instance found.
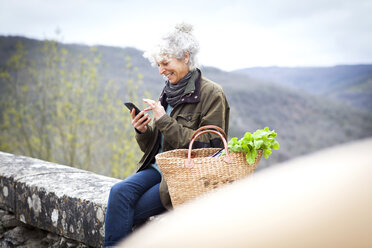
[164,70,194,107]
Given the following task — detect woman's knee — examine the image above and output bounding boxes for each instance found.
[108,181,132,202]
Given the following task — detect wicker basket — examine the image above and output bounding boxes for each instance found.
[156,125,262,207]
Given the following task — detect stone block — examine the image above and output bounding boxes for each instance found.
[0,151,79,212]
[0,151,121,247]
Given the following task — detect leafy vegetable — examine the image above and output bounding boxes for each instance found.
[224,127,280,164]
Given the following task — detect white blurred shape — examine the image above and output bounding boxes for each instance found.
[121,138,372,248]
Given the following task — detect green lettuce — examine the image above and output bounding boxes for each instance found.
[224,127,280,164]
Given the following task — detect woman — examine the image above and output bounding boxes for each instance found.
[104,23,230,247]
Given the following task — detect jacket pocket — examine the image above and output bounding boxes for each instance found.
[176,112,201,129]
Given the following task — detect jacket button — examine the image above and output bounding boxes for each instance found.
[194,96,198,99]
[188,116,192,121]
[181,98,185,101]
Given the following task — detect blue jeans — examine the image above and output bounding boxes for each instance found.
[104,167,166,246]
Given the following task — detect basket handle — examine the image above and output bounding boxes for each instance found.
[191,125,227,141]
[185,129,232,168]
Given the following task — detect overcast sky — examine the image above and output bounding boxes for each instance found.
[1,0,371,71]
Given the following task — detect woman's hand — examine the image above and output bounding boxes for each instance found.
[143,98,166,120]
[130,109,151,133]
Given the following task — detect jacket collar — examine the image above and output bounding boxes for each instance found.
[159,68,202,108]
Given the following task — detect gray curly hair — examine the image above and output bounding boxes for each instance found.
[143,23,200,71]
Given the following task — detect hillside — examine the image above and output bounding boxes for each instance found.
[234,66,372,111]
[201,67,372,167]
[1,36,372,170]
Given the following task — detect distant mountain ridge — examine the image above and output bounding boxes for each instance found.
[234,65,372,111]
[1,35,371,170]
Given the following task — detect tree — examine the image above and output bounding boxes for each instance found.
[0,39,149,179]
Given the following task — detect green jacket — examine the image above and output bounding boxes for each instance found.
[135,69,230,209]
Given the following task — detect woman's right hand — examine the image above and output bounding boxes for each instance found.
[130,109,151,133]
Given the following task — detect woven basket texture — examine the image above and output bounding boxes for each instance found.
[156,148,262,207]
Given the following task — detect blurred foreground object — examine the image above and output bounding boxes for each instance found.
[121,138,372,248]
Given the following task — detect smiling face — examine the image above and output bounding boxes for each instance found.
[157,55,190,84]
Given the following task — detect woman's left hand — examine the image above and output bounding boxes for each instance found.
[143,98,166,120]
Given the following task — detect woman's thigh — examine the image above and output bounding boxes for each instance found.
[110,167,161,203]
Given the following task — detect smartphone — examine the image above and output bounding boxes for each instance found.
[124,102,142,116]
[124,102,148,121]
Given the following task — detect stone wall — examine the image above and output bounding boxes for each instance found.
[0,208,89,247]
[0,151,120,247]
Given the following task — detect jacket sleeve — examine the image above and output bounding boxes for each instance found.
[135,125,156,152]
[155,89,229,150]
